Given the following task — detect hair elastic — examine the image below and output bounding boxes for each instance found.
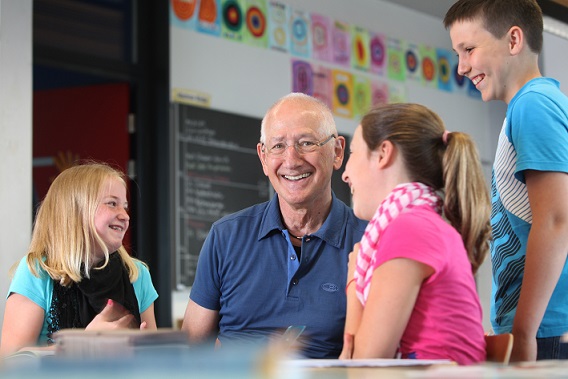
[442,130,451,145]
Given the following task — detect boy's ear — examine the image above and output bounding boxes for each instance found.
[508,26,524,55]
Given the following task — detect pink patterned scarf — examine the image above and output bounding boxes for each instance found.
[355,182,442,305]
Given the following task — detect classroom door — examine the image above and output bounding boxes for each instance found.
[33,83,131,247]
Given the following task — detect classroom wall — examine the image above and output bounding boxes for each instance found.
[170,0,500,330]
[170,0,495,160]
[0,0,33,342]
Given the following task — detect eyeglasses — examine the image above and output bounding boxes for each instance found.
[262,135,336,156]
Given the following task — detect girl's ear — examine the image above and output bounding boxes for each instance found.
[377,140,396,169]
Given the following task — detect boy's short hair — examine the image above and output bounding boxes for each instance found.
[444,0,543,54]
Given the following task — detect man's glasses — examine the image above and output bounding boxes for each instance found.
[262,135,336,156]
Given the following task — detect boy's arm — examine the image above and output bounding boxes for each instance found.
[511,170,568,362]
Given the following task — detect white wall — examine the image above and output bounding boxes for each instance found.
[0,0,33,342]
[542,21,568,97]
[170,0,497,329]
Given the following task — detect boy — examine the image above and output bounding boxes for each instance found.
[444,0,568,362]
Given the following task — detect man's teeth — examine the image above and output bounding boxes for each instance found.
[284,173,311,180]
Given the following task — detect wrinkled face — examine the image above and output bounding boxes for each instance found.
[342,125,381,221]
[258,100,342,209]
[94,177,129,259]
[450,18,515,103]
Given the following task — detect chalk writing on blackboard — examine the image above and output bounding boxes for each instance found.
[173,103,270,288]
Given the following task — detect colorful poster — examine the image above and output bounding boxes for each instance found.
[289,9,311,58]
[351,26,370,72]
[451,54,468,94]
[311,13,333,63]
[221,0,244,42]
[404,42,421,82]
[171,0,200,30]
[371,80,389,106]
[243,0,268,47]
[313,65,333,109]
[292,59,313,95]
[389,83,407,103]
[196,0,222,36]
[332,20,351,68]
[420,45,438,88]
[353,76,371,119]
[267,1,289,52]
[332,69,353,118]
[387,38,405,82]
[437,48,453,93]
[369,32,386,76]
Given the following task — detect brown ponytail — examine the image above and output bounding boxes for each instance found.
[360,103,491,273]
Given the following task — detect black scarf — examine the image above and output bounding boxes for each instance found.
[47,252,141,343]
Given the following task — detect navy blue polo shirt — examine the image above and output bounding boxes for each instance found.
[189,193,367,358]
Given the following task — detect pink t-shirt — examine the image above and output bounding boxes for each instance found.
[371,205,486,365]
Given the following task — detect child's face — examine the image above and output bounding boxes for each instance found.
[94,177,129,258]
[449,18,516,103]
[341,125,382,221]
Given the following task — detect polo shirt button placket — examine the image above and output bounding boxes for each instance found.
[292,279,298,285]
[290,255,296,260]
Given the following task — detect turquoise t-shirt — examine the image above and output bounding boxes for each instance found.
[490,77,568,337]
[7,255,158,345]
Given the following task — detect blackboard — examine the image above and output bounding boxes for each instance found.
[172,103,353,289]
[173,103,270,288]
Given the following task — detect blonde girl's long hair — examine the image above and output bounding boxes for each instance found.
[27,162,141,286]
[360,103,491,274]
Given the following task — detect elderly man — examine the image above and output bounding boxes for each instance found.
[181,93,367,358]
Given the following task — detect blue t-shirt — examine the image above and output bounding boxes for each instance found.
[490,77,568,337]
[189,193,367,358]
[8,256,159,345]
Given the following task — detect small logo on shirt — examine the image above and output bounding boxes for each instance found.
[321,283,339,293]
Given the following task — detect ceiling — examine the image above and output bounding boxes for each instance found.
[380,0,455,20]
[381,0,568,24]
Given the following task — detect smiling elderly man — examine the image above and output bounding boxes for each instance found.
[181,92,367,358]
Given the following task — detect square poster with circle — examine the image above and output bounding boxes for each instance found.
[387,37,405,82]
[351,25,370,72]
[196,0,222,36]
[171,0,200,30]
[352,75,372,119]
[369,32,386,76]
[311,13,333,63]
[243,0,268,48]
[437,48,454,93]
[292,59,314,95]
[332,69,353,119]
[221,0,244,42]
[267,1,289,52]
[420,45,438,88]
[332,20,351,68]
[404,41,421,82]
[289,8,312,58]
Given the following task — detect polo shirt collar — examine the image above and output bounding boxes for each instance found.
[257,192,346,249]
